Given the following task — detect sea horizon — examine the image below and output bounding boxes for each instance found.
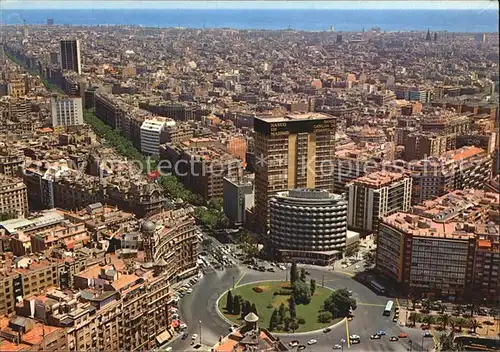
[0,9,498,32]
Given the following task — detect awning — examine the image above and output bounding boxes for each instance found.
[155,329,171,345]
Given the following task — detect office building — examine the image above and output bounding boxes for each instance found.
[347,172,412,234]
[269,188,347,265]
[223,177,254,226]
[50,96,84,127]
[254,112,337,234]
[140,117,175,155]
[0,174,28,219]
[60,40,81,75]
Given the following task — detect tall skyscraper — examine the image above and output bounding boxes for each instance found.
[60,39,82,74]
[254,113,336,234]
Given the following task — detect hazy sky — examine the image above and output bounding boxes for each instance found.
[1,1,499,10]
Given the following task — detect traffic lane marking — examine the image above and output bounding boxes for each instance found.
[345,317,351,349]
[234,272,246,287]
[357,302,385,307]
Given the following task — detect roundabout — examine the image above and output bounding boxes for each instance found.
[216,280,341,333]
[170,265,429,351]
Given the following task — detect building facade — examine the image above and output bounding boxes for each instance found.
[0,174,28,219]
[254,113,337,234]
[50,96,84,127]
[140,117,175,155]
[60,40,81,75]
[269,188,347,265]
[347,172,412,234]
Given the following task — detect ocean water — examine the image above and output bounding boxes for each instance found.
[0,9,498,32]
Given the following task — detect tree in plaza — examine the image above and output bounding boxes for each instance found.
[293,280,311,304]
[226,290,233,314]
[310,279,316,296]
[278,303,286,324]
[454,317,468,332]
[269,309,279,331]
[289,296,296,319]
[283,316,291,331]
[454,304,464,316]
[289,319,299,333]
[300,268,306,282]
[290,262,298,285]
[469,319,481,333]
[421,314,435,326]
[363,250,376,267]
[233,295,241,316]
[241,300,251,317]
[318,311,333,323]
[408,312,421,327]
[250,303,258,316]
[344,245,359,258]
[323,288,357,319]
[438,313,452,330]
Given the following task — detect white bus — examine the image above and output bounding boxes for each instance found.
[383,300,394,316]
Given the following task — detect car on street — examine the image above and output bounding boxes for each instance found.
[267,268,275,272]
[398,332,408,338]
[182,333,188,340]
[289,340,299,347]
[377,331,386,336]
[191,334,198,341]
[370,334,381,340]
[307,339,317,345]
[423,332,433,338]
[350,335,361,344]
[323,328,331,333]
[347,290,353,295]
[390,336,399,342]
[333,344,342,349]
[297,345,306,351]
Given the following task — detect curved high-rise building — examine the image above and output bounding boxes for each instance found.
[269,188,347,265]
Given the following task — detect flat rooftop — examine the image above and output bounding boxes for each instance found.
[256,112,334,123]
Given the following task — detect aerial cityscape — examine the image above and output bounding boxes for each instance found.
[0,1,498,351]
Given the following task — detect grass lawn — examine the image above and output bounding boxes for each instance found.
[218,280,341,333]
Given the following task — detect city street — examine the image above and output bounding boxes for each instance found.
[168,264,433,351]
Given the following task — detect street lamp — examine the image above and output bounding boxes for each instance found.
[199,320,202,346]
[340,338,345,352]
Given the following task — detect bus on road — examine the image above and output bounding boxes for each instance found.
[383,300,394,316]
[370,280,387,294]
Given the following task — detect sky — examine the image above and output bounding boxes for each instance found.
[1,1,498,10]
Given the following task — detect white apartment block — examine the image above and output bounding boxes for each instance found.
[51,96,84,127]
[140,118,175,155]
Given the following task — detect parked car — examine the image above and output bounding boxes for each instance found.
[182,333,188,340]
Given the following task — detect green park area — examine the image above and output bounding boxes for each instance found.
[218,279,347,333]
